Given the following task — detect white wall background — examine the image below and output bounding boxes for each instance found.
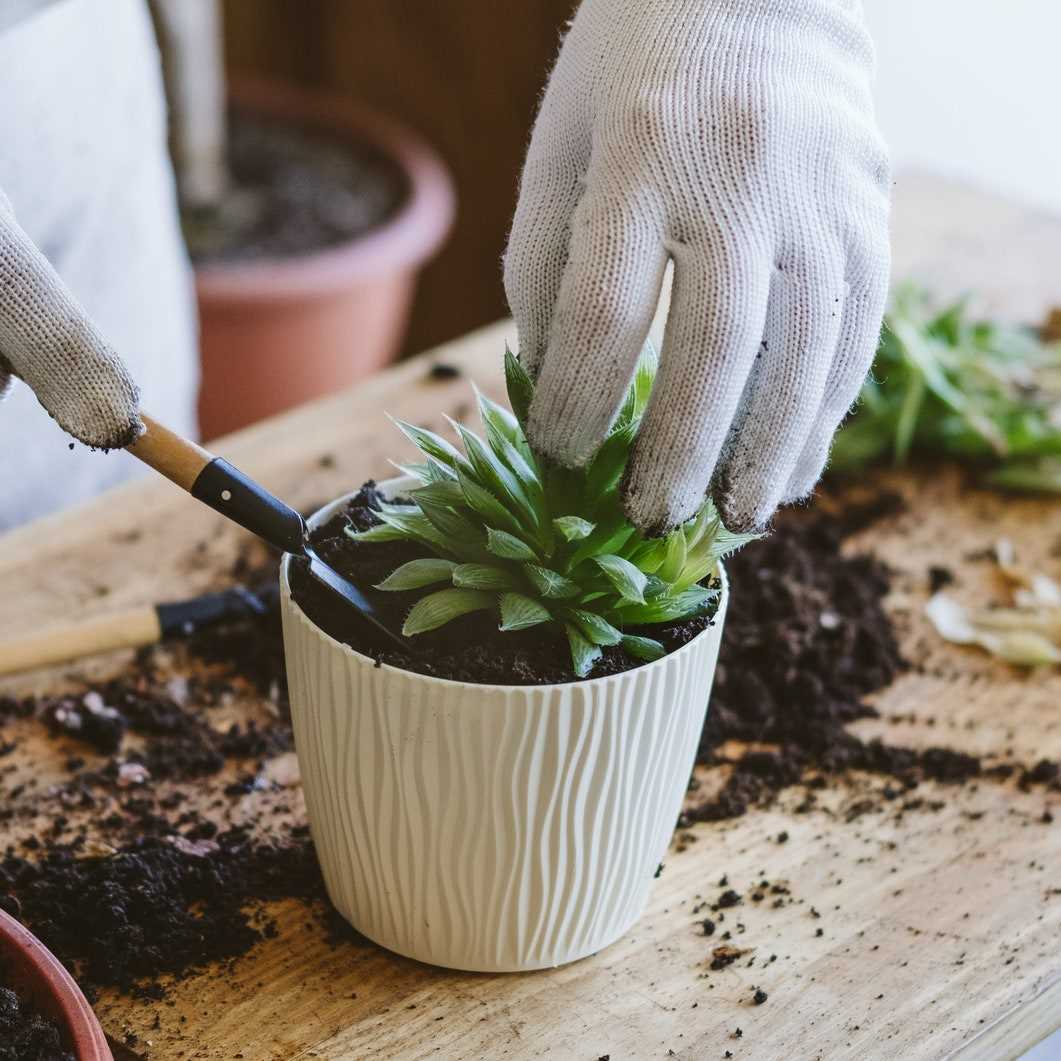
[865,0,1061,216]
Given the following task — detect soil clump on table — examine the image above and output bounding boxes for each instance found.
[183,110,406,265]
[288,482,721,685]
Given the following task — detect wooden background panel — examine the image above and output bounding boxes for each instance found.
[222,0,577,354]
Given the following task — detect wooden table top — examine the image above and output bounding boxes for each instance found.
[1,173,1059,1060]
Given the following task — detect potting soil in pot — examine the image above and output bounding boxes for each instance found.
[287,482,722,685]
[182,111,407,264]
[0,969,74,1061]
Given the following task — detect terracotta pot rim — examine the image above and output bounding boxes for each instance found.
[194,76,456,303]
[0,908,111,1061]
[280,480,729,695]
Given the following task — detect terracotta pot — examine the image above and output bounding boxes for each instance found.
[195,79,456,440]
[280,479,729,972]
[0,909,111,1060]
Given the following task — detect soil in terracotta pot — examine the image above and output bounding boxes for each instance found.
[182,111,407,264]
[0,969,75,1061]
[287,482,722,685]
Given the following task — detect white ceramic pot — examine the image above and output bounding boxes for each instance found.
[280,480,728,972]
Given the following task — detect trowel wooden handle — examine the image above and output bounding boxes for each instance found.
[129,414,307,555]
[0,607,160,677]
[128,414,213,491]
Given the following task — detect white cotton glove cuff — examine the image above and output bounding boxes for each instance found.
[504,0,891,533]
[0,190,143,449]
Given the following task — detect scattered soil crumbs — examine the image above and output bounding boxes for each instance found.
[289,482,721,685]
[689,494,1058,821]
[1,480,1057,1019]
[1,830,324,998]
[0,550,338,1002]
[183,111,406,265]
[0,974,74,1061]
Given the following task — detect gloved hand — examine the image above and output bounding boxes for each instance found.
[504,0,891,533]
[0,189,142,449]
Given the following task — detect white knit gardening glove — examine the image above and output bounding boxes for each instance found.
[504,0,891,533]
[0,189,143,449]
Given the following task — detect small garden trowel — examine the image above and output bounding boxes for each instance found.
[126,415,408,652]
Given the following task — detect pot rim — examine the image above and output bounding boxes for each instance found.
[280,483,728,695]
[0,908,111,1061]
[194,76,456,302]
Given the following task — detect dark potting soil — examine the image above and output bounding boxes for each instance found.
[182,111,407,265]
[0,975,74,1061]
[688,494,1004,820]
[287,482,720,685]
[0,830,325,998]
[2,481,1057,1007]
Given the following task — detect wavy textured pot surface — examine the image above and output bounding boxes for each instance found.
[0,909,112,1061]
[280,486,727,972]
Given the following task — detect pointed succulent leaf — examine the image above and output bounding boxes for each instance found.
[525,564,581,599]
[345,522,408,544]
[403,589,495,636]
[457,467,525,538]
[627,536,669,574]
[391,459,458,485]
[475,384,523,448]
[707,525,762,562]
[415,498,479,542]
[452,563,519,590]
[658,529,688,583]
[488,429,541,492]
[586,421,636,498]
[499,592,552,632]
[412,479,467,508]
[375,511,453,555]
[504,345,535,427]
[563,609,623,647]
[453,422,538,532]
[486,527,539,561]
[391,418,467,470]
[594,554,648,604]
[565,623,603,678]
[376,499,421,517]
[617,585,717,624]
[375,558,457,591]
[620,635,666,662]
[615,342,659,427]
[553,516,595,542]
[643,574,670,599]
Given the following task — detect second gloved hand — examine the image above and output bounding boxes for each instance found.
[0,190,142,450]
[504,0,891,533]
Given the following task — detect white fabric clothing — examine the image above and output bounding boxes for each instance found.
[0,0,197,530]
[505,0,891,532]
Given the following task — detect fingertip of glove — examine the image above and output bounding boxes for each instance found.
[711,471,773,536]
[619,466,696,539]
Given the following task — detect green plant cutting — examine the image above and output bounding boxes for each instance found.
[347,347,755,677]
[832,283,1061,492]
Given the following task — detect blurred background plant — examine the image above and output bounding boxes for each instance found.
[833,284,1061,493]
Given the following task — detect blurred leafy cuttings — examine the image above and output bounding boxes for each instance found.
[832,283,1061,492]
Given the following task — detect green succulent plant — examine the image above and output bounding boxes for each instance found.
[347,346,756,676]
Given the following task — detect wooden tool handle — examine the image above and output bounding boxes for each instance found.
[0,607,161,677]
[129,414,213,491]
[129,414,307,555]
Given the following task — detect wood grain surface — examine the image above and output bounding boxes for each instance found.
[0,175,1059,1059]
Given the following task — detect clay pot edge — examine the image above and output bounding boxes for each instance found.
[0,908,112,1061]
[193,76,457,302]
